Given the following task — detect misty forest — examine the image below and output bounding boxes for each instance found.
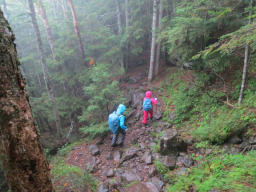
[1,0,256,191]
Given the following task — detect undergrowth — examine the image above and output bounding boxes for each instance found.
[166,151,256,192]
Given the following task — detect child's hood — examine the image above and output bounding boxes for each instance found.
[145,91,152,98]
[116,104,126,115]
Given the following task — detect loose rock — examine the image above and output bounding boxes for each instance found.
[120,147,139,164]
[143,151,153,165]
[89,144,100,156]
[106,169,115,177]
[151,177,164,191]
[161,155,176,170]
[121,171,142,183]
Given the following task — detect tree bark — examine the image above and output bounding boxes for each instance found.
[67,0,86,64]
[115,0,125,69]
[0,9,54,191]
[154,0,163,76]
[148,0,158,81]
[125,0,129,29]
[124,0,129,70]
[238,0,253,105]
[38,0,56,61]
[28,0,62,138]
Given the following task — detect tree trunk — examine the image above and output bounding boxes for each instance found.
[28,0,62,138]
[148,0,158,81]
[115,0,125,69]
[67,0,86,64]
[0,9,54,191]
[154,0,163,76]
[172,0,176,17]
[238,0,253,105]
[2,0,8,18]
[124,0,129,70]
[38,0,56,61]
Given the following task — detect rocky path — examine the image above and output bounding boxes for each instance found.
[65,69,194,192]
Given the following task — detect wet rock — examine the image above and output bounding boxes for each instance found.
[176,155,193,167]
[132,92,145,107]
[106,169,115,177]
[151,177,164,191]
[120,147,139,164]
[158,121,172,129]
[115,168,124,177]
[86,157,97,173]
[161,155,176,170]
[143,151,153,165]
[154,111,162,120]
[98,182,109,192]
[144,182,159,192]
[89,144,100,156]
[114,151,121,162]
[121,172,142,183]
[107,152,113,160]
[149,166,157,177]
[173,167,189,176]
[160,129,187,155]
[228,135,242,144]
[140,143,146,150]
[123,182,151,192]
[249,136,256,145]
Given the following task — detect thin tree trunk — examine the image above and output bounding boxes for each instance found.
[0,9,54,191]
[115,0,125,69]
[38,0,56,61]
[172,0,176,17]
[2,0,8,18]
[124,0,129,70]
[28,0,62,138]
[154,0,163,76]
[148,0,158,81]
[67,0,86,64]
[238,0,253,105]
[60,0,68,19]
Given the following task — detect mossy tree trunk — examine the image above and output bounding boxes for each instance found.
[0,9,54,192]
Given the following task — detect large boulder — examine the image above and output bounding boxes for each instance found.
[89,144,100,156]
[121,171,142,183]
[151,177,164,191]
[160,155,177,170]
[120,147,139,164]
[160,129,187,155]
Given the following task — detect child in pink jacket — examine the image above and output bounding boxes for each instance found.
[142,91,157,125]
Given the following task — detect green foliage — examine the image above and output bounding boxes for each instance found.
[166,151,256,192]
[79,122,109,139]
[51,159,98,192]
[78,63,126,125]
[154,160,168,175]
[194,107,256,144]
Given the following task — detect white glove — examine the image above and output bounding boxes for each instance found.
[155,98,157,101]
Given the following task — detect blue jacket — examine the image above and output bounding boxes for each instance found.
[116,104,127,131]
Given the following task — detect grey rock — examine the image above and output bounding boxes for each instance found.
[249,136,256,145]
[168,112,175,121]
[151,177,164,191]
[121,172,142,183]
[174,167,189,176]
[176,155,193,167]
[86,157,97,173]
[98,183,109,192]
[106,169,115,177]
[89,144,100,156]
[107,152,113,160]
[149,166,157,177]
[161,155,176,170]
[143,151,153,165]
[145,182,159,192]
[123,182,151,192]
[113,151,121,162]
[154,111,162,120]
[228,135,242,144]
[120,147,139,164]
[160,129,187,155]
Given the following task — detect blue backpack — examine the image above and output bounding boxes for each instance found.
[143,98,152,111]
[108,112,120,133]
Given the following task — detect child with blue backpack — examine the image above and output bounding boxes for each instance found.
[142,91,157,125]
[108,104,127,147]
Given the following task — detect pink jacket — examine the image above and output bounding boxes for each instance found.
[143,91,157,105]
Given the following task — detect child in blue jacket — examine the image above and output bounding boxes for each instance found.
[108,104,127,147]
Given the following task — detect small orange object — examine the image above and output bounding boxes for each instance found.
[89,58,95,67]
[64,183,69,187]
[49,164,52,169]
